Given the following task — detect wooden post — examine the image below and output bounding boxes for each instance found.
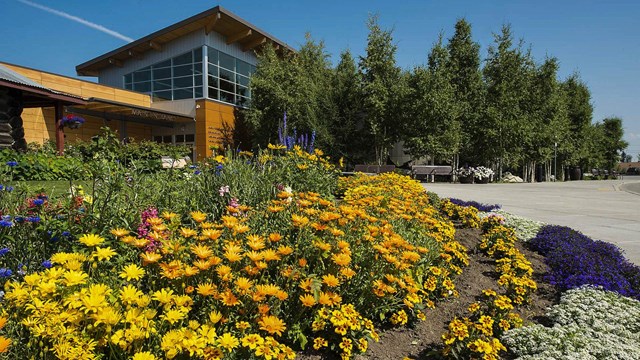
[54,102,64,155]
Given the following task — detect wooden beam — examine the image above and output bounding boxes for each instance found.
[148,41,163,51]
[242,36,266,52]
[128,50,143,59]
[55,102,64,156]
[108,58,123,67]
[205,12,221,34]
[226,29,252,45]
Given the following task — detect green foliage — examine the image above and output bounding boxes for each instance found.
[446,19,486,162]
[359,15,408,165]
[598,117,628,170]
[406,35,461,162]
[246,37,336,150]
[0,144,89,181]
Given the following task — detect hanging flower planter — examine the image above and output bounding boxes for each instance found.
[60,114,85,129]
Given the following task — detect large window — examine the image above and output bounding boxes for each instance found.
[207,47,255,107]
[124,49,203,101]
[124,47,256,106]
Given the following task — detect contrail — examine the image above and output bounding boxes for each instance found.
[17,0,134,43]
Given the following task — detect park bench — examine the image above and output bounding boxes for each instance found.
[342,164,396,176]
[411,165,453,183]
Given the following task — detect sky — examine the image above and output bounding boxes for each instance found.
[2,0,639,158]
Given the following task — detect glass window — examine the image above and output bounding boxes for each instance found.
[185,134,195,142]
[237,60,252,77]
[125,83,133,90]
[173,88,193,100]
[219,68,234,82]
[153,67,171,79]
[156,59,171,68]
[237,74,250,87]
[194,75,203,87]
[153,79,172,91]
[175,134,185,142]
[207,48,218,64]
[220,90,234,103]
[219,52,235,71]
[133,70,151,82]
[236,85,249,98]
[194,48,203,62]
[173,76,193,89]
[124,73,132,84]
[133,82,151,92]
[208,75,219,89]
[219,79,234,93]
[153,136,163,143]
[208,64,218,77]
[153,91,172,100]
[173,52,193,66]
[163,135,173,143]
[194,86,203,98]
[173,64,192,77]
[208,87,219,99]
[193,62,203,75]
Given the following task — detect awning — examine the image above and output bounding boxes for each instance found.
[67,98,193,128]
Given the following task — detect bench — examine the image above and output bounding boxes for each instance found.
[342,164,396,176]
[411,165,453,183]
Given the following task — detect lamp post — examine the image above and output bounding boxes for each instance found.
[554,141,557,182]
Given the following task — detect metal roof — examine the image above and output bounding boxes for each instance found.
[76,5,295,76]
[0,64,51,90]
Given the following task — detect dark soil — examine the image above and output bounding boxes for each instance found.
[298,226,559,360]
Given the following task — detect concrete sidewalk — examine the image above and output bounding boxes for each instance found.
[424,176,640,265]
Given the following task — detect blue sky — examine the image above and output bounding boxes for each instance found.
[2,0,639,158]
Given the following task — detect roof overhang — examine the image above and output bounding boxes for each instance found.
[67,98,194,128]
[76,6,295,76]
[0,79,87,108]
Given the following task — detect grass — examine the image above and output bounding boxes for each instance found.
[12,180,92,197]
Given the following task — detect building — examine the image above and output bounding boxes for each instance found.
[0,5,293,160]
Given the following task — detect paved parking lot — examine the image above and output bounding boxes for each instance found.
[424,176,640,265]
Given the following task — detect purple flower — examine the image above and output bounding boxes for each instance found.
[5,161,17,167]
[33,199,45,206]
[0,220,12,228]
[448,198,501,212]
[42,260,53,269]
[25,216,40,223]
[0,248,9,256]
[0,268,12,277]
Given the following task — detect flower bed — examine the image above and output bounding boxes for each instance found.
[441,216,537,359]
[0,172,469,359]
[502,286,640,359]
[447,198,501,212]
[529,225,640,299]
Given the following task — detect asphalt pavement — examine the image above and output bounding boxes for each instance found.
[424,176,640,265]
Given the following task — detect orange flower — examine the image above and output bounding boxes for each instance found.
[0,336,10,353]
[202,229,223,241]
[322,274,340,287]
[220,289,240,306]
[291,214,310,228]
[190,211,207,223]
[191,244,213,259]
[140,252,162,265]
[258,315,286,336]
[299,294,316,307]
[268,233,283,242]
[246,235,265,251]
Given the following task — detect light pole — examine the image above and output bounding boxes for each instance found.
[554,141,557,182]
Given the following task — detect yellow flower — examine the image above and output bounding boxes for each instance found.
[217,332,239,351]
[267,143,286,150]
[119,264,146,281]
[209,310,223,324]
[241,334,264,349]
[258,315,286,336]
[313,337,328,350]
[93,246,117,261]
[110,228,129,237]
[190,211,207,223]
[63,270,89,286]
[132,351,156,360]
[196,282,217,296]
[78,233,105,247]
